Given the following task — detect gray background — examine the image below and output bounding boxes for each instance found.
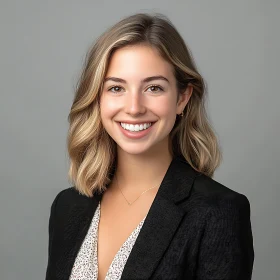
[0,0,278,279]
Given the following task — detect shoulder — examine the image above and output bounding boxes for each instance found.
[190,171,252,219]
[194,172,250,205]
[175,155,251,211]
[50,186,87,206]
[49,187,93,220]
[51,186,90,203]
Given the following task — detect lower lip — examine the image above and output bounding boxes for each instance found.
[118,122,155,139]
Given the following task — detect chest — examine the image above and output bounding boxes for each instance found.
[97,192,155,279]
[96,210,145,279]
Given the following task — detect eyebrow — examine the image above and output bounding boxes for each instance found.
[103,75,170,84]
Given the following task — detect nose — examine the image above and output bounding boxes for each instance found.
[124,91,146,116]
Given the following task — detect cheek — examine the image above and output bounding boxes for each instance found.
[153,96,177,117]
[100,95,119,117]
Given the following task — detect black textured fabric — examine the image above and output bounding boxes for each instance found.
[45,155,254,280]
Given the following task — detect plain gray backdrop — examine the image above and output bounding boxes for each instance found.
[0,1,279,279]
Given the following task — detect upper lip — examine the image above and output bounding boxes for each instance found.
[117,121,156,124]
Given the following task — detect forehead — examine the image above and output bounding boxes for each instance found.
[105,45,175,81]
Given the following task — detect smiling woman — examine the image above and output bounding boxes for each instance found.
[45,13,254,280]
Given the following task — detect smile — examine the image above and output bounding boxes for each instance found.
[120,122,152,132]
[117,122,156,139]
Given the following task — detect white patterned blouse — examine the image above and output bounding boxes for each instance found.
[69,201,147,280]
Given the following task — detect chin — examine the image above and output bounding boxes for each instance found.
[117,143,155,156]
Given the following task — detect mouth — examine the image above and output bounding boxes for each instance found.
[118,121,156,131]
[116,121,156,139]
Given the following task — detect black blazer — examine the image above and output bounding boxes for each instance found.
[45,155,254,280]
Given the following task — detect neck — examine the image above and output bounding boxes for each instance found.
[112,144,173,194]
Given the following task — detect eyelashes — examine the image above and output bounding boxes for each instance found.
[107,84,164,94]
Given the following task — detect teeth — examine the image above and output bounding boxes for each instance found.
[120,122,152,132]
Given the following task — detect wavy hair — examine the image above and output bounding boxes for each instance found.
[67,13,222,197]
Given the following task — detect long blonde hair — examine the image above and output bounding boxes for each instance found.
[67,13,222,197]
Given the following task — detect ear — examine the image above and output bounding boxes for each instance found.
[176,84,193,115]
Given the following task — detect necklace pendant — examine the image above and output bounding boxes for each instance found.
[116,175,160,206]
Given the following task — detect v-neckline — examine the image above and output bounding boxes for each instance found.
[96,201,147,279]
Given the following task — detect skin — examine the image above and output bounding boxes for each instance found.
[99,44,193,195]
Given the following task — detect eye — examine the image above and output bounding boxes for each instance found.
[146,85,163,93]
[108,85,123,93]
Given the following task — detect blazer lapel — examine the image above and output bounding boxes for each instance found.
[54,192,100,280]
[121,155,199,279]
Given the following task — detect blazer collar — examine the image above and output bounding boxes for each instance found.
[60,155,200,280]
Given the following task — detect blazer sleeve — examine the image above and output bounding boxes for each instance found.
[45,191,63,280]
[196,193,254,280]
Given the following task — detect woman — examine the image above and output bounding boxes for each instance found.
[46,13,254,280]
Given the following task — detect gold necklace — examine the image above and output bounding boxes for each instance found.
[116,175,160,206]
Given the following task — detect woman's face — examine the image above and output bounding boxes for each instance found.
[100,44,192,156]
